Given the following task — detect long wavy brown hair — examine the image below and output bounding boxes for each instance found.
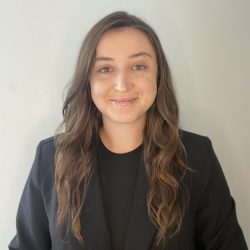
[55,11,190,247]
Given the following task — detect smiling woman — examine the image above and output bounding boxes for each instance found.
[9,11,248,250]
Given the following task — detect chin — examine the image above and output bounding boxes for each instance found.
[105,113,147,125]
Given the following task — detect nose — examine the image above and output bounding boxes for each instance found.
[114,71,132,92]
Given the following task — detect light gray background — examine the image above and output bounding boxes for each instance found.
[0,0,249,248]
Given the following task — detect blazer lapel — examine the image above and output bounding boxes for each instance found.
[81,163,112,250]
[124,159,157,250]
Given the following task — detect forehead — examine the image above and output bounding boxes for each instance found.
[95,27,156,58]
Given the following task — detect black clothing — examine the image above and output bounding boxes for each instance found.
[97,140,142,250]
[9,130,248,250]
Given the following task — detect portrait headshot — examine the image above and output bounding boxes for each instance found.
[1,1,249,250]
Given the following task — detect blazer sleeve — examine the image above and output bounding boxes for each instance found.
[9,142,51,250]
[194,137,248,249]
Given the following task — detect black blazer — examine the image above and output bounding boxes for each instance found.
[9,130,248,250]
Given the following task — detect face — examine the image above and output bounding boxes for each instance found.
[89,27,158,127]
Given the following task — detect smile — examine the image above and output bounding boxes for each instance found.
[110,97,138,106]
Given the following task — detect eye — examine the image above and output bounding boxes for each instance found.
[98,66,112,73]
[132,64,147,71]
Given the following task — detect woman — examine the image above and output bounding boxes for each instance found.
[9,11,248,250]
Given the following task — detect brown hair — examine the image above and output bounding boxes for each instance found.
[55,11,190,247]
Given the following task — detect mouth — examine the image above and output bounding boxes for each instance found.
[110,97,138,106]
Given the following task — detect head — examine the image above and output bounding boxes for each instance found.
[63,11,178,135]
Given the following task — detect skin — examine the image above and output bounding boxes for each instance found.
[89,27,158,153]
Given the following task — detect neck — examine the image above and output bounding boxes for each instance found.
[99,119,145,153]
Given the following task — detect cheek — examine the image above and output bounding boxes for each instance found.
[138,77,157,109]
[139,77,157,96]
[90,80,109,100]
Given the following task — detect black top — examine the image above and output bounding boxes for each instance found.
[97,140,143,250]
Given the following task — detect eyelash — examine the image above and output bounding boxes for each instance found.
[98,66,112,73]
[133,64,147,71]
[97,64,147,73]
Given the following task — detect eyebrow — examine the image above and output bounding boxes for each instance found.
[95,51,152,62]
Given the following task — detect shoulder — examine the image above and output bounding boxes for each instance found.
[179,129,220,173]
[39,136,56,154]
[35,136,56,165]
[180,129,211,151]
[180,130,215,171]
[180,130,230,206]
[179,130,226,194]
[31,136,56,190]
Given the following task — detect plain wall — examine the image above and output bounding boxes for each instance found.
[0,0,249,248]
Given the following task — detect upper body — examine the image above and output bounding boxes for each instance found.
[9,11,248,250]
[8,130,248,250]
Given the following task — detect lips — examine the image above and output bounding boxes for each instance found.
[110,97,138,106]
